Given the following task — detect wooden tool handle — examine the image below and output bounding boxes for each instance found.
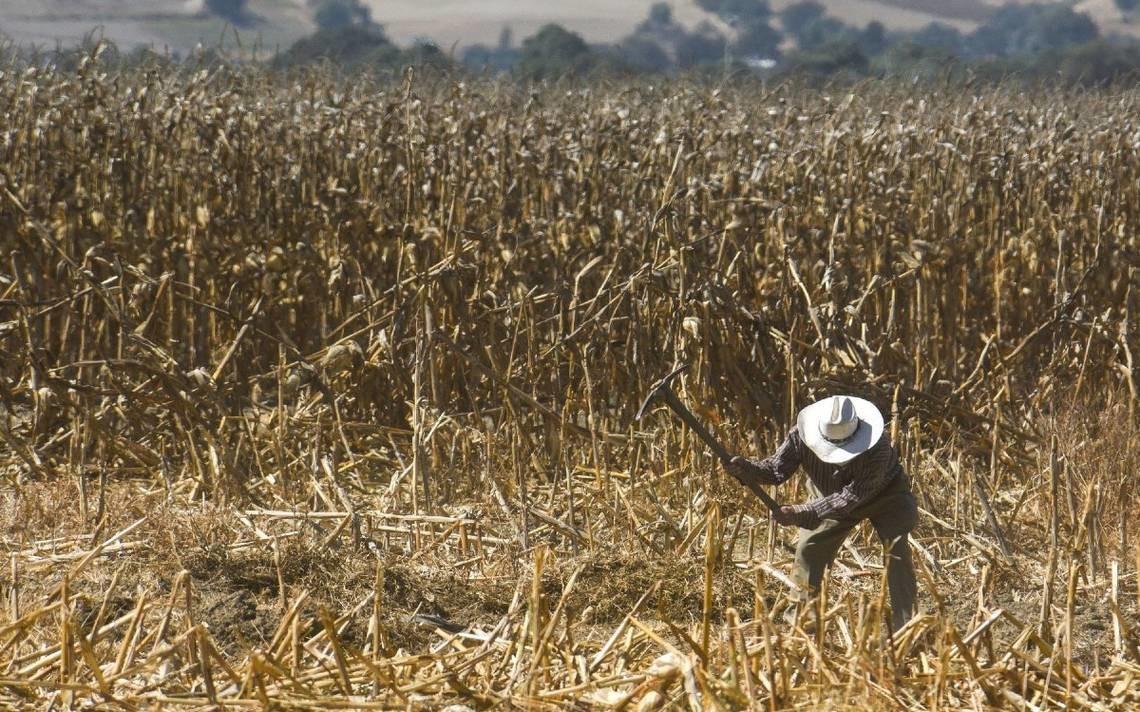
[661,390,781,512]
[663,389,732,462]
[737,476,781,513]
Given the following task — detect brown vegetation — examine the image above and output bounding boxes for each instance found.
[2,55,1140,708]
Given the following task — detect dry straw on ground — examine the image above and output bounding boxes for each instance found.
[2,52,1140,709]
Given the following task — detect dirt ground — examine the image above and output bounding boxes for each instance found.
[5,471,1135,679]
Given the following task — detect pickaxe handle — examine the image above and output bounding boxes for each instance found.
[660,390,781,513]
[661,388,731,461]
[736,474,782,513]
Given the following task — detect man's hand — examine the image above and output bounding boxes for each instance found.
[723,456,762,484]
[772,505,800,527]
[772,505,819,529]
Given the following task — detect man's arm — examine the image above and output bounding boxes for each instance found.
[785,438,898,528]
[726,428,802,486]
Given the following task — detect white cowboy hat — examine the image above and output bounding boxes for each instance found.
[796,395,885,464]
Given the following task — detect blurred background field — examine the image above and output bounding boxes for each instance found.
[6,0,1140,87]
[0,0,985,51]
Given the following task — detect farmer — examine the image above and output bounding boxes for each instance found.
[724,395,917,631]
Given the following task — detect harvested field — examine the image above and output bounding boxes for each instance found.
[2,55,1140,709]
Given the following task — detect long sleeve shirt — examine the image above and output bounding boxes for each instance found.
[743,426,902,529]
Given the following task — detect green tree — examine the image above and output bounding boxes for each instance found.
[696,0,781,64]
[860,21,886,56]
[796,16,851,51]
[517,24,594,80]
[403,40,452,71]
[911,22,964,53]
[970,4,1098,57]
[616,35,672,73]
[275,25,396,68]
[780,1,825,38]
[785,37,867,76]
[633,2,687,45]
[1054,41,1140,85]
[733,19,782,59]
[312,0,378,32]
[675,22,728,68]
[648,2,674,27]
[620,2,688,73]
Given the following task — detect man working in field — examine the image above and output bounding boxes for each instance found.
[725,395,918,631]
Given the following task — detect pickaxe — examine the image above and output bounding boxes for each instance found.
[636,364,781,513]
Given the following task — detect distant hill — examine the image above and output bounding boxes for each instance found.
[0,0,309,55]
[370,0,987,49]
[0,0,1136,56]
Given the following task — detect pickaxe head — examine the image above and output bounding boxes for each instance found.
[635,364,690,420]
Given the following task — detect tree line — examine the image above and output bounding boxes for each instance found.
[214,0,1140,86]
[9,0,1140,86]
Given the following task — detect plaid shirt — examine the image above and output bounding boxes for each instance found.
[743,426,901,529]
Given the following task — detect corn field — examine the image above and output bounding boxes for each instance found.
[2,53,1140,709]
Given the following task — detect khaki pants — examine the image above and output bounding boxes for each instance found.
[791,471,919,632]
